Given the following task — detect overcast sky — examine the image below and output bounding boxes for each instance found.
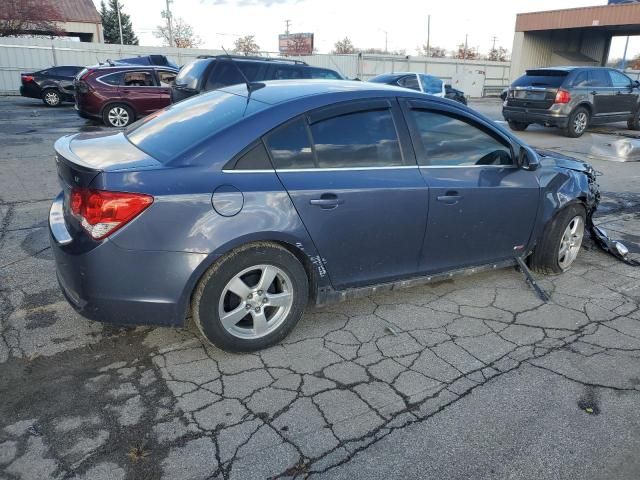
[92,0,640,59]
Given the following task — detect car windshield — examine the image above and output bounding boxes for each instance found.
[175,59,210,89]
[513,70,568,88]
[125,89,269,163]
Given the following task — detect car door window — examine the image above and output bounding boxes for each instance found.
[609,70,632,88]
[272,66,304,80]
[158,70,176,86]
[123,71,154,87]
[420,74,443,95]
[397,75,420,91]
[588,69,611,87]
[98,72,124,86]
[265,118,316,169]
[307,69,341,79]
[410,109,513,166]
[309,109,403,168]
[571,71,589,87]
[207,62,260,89]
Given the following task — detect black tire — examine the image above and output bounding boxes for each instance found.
[42,89,61,107]
[102,103,134,127]
[508,120,529,131]
[627,109,640,131]
[564,106,589,138]
[192,242,309,352]
[529,204,586,275]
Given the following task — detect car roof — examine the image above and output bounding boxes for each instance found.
[90,64,178,72]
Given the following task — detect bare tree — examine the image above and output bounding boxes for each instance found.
[234,35,260,56]
[454,44,478,60]
[0,0,63,38]
[333,37,356,54]
[360,47,406,56]
[154,17,201,49]
[487,46,508,62]
[287,33,311,55]
[417,44,446,57]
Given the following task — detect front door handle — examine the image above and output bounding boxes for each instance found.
[310,193,344,209]
[591,91,597,95]
[436,191,463,205]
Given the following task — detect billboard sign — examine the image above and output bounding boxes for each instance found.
[279,33,314,56]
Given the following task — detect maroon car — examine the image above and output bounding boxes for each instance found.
[74,65,178,127]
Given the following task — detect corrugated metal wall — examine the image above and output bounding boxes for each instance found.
[0,37,511,96]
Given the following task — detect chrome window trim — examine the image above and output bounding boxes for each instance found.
[96,70,162,88]
[419,164,518,169]
[222,165,419,174]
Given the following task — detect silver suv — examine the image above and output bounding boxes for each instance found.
[502,67,640,137]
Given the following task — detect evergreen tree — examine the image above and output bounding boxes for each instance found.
[101,0,138,45]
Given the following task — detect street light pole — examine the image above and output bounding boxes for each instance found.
[116,1,123,44]
[426,15,430,57]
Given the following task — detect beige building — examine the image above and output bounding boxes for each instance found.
[56,0,104,43]
[510,3,640,80]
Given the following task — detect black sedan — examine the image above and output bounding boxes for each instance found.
[445,84,467,105]
[20,65,83,106]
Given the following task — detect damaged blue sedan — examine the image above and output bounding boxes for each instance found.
[49,80,600,352]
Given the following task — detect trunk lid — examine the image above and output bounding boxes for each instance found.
[507,69,569,110]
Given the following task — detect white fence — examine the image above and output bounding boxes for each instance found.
[0,37,511,97]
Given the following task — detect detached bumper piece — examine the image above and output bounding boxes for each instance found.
[589,224,640,267]
[515,256,550,303]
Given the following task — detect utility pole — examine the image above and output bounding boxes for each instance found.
[116,0,123,45]
[426,15,430,57]
[165,0,174,47]
[383,30,388,53]
[621,35,630,70]
[491,36,498,51]
[285,19,291,35]
[464,33,468,60]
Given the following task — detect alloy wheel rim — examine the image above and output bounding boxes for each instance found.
[558,215,584,270]
[218,264,293,339]
[574,112,587,134]
[45,92,59,105]
[108,107,129,127]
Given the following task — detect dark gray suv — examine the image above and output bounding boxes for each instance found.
[503,67,640,137]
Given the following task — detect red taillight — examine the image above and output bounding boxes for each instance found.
[79,68,94,80]
[555,89,571,104]
[70,188,153,240]
[21,75,34,83]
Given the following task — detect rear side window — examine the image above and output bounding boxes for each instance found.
[420,74,443,95]
[307,69,341,79]
[397,75,420,91]
[56,66,80,77]
[233,143,272,170]
[175,59,210,90]
[272,66,304,80]
[98,72,123,86]
[265,119,315,169]
[125,90,269,163]
[410,109,512,167]
[207,62,261,90]
[609,70,632,88]
[123,71,154,86]
[588,69,611,87]
[309,109,403,168]
[513,70,568,88]
[571,71,589,87]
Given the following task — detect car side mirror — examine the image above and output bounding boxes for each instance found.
[519,146,540,171]
[633,80,640,89]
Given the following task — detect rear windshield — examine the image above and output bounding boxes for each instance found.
[125,89,269,163]
[175,59,210,89]
[369,74,401,84]
[512,70,568,88]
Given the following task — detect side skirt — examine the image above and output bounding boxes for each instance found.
[315,259,518,306]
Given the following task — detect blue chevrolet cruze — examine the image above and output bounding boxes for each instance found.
[49,80,600,351]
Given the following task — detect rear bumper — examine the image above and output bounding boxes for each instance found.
[49,194,208,327]
[502,107,569,128]
[19,85,40,99]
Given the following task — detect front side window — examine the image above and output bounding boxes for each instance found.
[175,59,210,89]
[309,109,403,168]
[397,75,420,91]
[265,118,315,169]
[410,109,512,167]
[420,75,443,95]
[207,62,261,90]
[609,70,632,88]
[123,71,154,87]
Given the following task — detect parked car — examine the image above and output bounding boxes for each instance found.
[171,55,342,102]
[74,64,179,127]
[368,72,446,97]
[20,65,83,106]
[50,79,599,352]
[503,66,640,137]
[500,87,508,102]
[445,84,467,104]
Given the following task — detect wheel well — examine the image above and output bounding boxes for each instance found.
[574,103,592,116]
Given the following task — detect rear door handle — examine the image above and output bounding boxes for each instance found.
[436,191,463,205]
[310,194,344,209]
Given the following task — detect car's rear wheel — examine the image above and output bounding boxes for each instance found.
[42,89,61,107]
[192,243,309,352]
[529,204,586,274]
[565,107,589,138]
[508,120,529,131]
[102,103,134,127]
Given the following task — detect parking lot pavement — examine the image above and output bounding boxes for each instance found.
[1,95,639,480]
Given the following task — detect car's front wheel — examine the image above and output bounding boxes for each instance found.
[192,243,309,352]
[42,89,61,107]
[565,107,589,138]
[102,103,134,127]
[529,204,586,274]
[508,120,529,131]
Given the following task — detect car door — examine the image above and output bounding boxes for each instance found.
[401,99,540,273]
[608,69,638,115]
[121,70,163,115]
[264,99,429,289]
[588,69,615,116]
[154,69,176,108]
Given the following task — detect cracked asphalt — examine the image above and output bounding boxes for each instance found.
[1,96,640,480]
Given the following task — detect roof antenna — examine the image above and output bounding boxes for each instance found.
[220,46,265,99]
